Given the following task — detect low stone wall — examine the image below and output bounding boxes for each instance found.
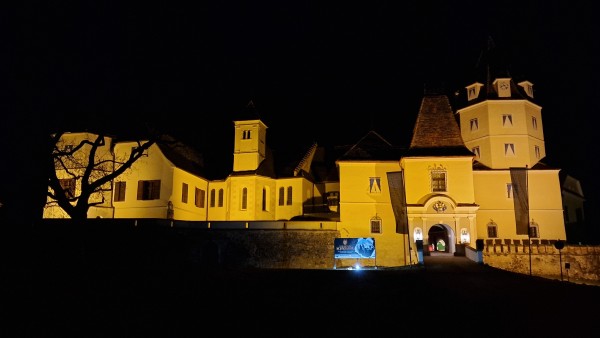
[482,242,600,285]
[30,219,340,271]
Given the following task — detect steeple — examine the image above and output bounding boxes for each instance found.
[406,93,472,157]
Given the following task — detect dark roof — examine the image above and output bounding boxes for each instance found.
[337,130,404,161]
[454,36,536,109]
[472,160,560,171]
[233,100,262,122]
[406,94,473,157]
[157,135,205,177]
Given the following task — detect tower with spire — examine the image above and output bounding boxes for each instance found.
[456,36,544,169]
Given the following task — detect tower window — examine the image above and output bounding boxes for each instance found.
[369,177,381,193]
[504,143,515,156]
[502,114,513,127]
[507,183,513,198]
[470,118,478,132]
[532,116,538,130]
[472,146,480,159]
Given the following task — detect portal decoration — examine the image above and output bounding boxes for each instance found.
[433,200,447,213]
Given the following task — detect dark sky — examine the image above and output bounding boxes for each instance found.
[7,1,599,218]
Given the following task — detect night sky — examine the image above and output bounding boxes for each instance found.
[6,1,599,224]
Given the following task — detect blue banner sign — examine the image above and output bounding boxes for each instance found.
[334,238,376,259]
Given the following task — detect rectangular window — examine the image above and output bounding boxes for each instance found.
[532,116,537,130]
[241,187,247,210]
[195,188,205,208]
[369,177,381,193]
[502,114,513,127]
[218,189,224,207]
[431,171,447,192]
[535,146,540,159]
[286,186,293,205]
[504,143,515,156]
[114,181,126,202]
[59,178,76,198]
[137,180,161,200]
[507,183,513,198]
[182,183,188,203]
[470,118,478,131]
[487,225,498,238]
[370,219,382,234]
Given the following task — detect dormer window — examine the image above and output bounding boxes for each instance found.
[518,81,534,98]
[466,83,483,101]
[494,78,511,98]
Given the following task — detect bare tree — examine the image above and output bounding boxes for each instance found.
[46,131,160,220]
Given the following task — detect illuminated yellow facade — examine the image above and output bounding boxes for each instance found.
[44,75,568,268]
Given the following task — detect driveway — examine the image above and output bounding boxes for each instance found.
[20,252,600,337]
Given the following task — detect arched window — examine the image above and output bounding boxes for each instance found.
[460,228,470,243]
[278,187,285,206]
[218,189,224,207]
[413,227,423,241]
[210,189,216,208]
[529,220,539,238]
[487,221,498,238]
[286,186,293,205]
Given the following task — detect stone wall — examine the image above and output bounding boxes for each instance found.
[482,242,600,285]
[31,219,340,271]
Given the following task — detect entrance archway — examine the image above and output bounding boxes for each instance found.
[427,223,456,254]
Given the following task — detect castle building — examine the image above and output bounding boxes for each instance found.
[44,44,570,268]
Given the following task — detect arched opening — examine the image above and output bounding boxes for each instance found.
[427,223,456,254]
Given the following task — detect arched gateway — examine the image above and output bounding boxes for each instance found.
[409,195,478,256]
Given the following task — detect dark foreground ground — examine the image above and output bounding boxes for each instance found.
[11,252,600,338]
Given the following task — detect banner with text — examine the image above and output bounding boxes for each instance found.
[334,238,376,259]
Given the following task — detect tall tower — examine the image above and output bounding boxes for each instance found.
[455,37,545,170]
[232,101,268,172]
